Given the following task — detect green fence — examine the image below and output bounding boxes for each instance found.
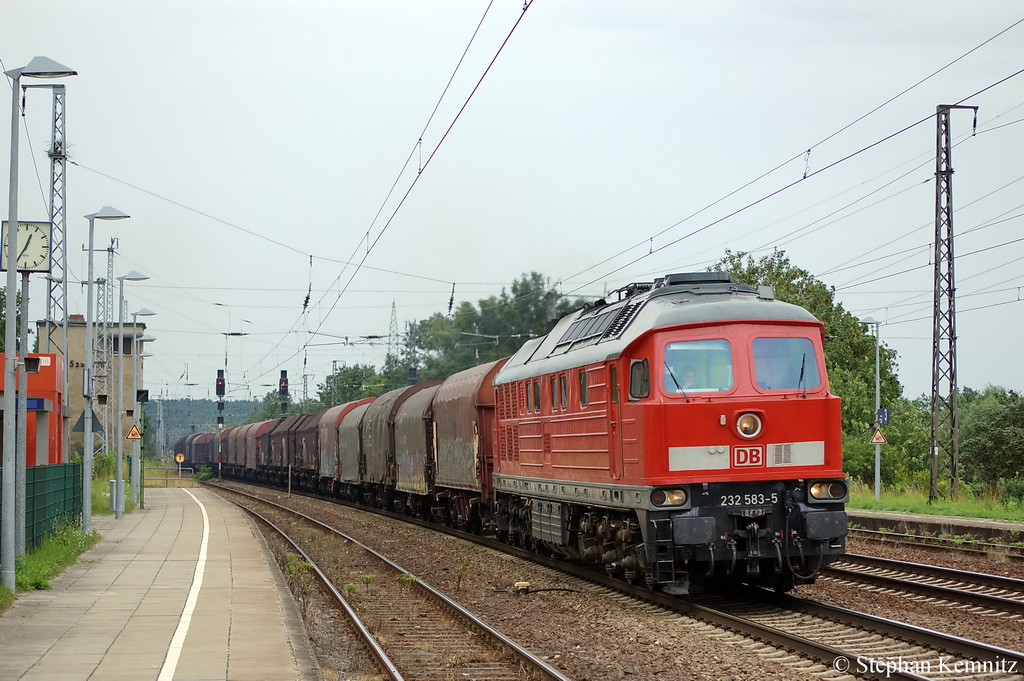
[0,463,83,552]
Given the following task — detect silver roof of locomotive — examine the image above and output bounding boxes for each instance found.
[494,272,819,385]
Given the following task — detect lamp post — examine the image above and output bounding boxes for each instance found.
[82,207,130,534]
[115,271,147,518]
[859,317,882,501]
[3,57,77,591]
[138,351,153,509]
[130,310,155,503]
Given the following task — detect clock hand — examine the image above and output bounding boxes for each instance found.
[17,234,32,261]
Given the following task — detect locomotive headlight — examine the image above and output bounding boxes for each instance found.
[809,480,848,501]
[651,489,687,507]
[736,413,762,439]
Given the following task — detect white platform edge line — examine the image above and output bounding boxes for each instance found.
[158,489,210,681]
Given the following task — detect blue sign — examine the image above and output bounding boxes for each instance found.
[877,408,890,425]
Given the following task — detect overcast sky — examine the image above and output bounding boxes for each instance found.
[3,1,1023,404]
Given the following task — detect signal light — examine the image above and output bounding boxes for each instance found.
[650,489,688,507]
[216,369,225,396]
[279,370,289,397]
[809,480,848,501]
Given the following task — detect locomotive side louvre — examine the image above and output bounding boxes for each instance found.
[491,273,848,594]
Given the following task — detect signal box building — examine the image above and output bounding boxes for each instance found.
[37,314,148,455]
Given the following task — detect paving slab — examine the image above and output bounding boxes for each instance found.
[0,487,322,681]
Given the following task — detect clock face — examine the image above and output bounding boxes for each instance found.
[1,221,52,272]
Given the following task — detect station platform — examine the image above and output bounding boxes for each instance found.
[0,488,321,681]
[848,508,1024,544]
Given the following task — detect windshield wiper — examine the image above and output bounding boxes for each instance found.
[798,353,807,398]
[664,362,689,402]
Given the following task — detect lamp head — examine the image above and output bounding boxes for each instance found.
[136,336,158,343]
[132,308,156,318]
[858,317,879,326]
[117,270,149,283]
[5,56,77,80]
[85,206,130,221]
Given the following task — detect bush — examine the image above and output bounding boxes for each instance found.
[1001,479,1024,504]
[194,465,213,482]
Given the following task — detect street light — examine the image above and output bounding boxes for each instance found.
[82,207,130,534]
[3,57,77,591]
[859,317,882,501]
[115,271,148,519]
[130,309,155,503]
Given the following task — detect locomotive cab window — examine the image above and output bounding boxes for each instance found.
[753,337,821,390]
[663,339,733,394]
[629,359,650,400]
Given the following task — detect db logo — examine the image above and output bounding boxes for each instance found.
[732,445,766,467]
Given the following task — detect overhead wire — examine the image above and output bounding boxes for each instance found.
[247,0,537,388]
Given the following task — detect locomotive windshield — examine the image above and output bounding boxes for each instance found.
[752,337,821,390]
[663,339,733,393]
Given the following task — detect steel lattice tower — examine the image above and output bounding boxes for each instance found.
[387,300,398,358]
[31,84,71,462]
[95,241,117,456]
[43,85,67,354]
[929,104,975,502]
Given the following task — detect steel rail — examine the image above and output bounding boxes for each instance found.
[209,482,935,680]
[212,481,1024,680]
[758,589,1024,669]
[228,501,405,681]
[825,553,1024,615]
[209,482,573,681]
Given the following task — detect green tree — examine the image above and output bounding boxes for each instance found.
[315,363,387,407]
[412,272,578,381]
[248,390,301,423]
[959,386,1024,485]
[843,395,931,488]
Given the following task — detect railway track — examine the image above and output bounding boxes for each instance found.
[211,481,1024,680]
[824,553,1024,617]
[850,528,1024,561]
[210,483,571,681]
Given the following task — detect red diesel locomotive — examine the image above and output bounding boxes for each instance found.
[179,272,847,594]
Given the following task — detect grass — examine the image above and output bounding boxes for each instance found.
[0,522,100,614]
[91,477,136,516]
[848,481,1024,522]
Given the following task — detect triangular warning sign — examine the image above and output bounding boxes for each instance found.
[126,424,143,440]
[870,429,887,445]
